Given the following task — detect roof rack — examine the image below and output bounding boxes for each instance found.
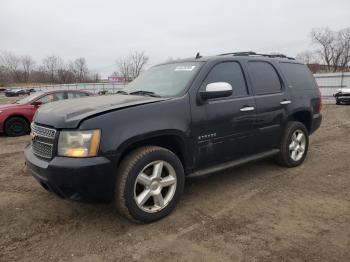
[218,51,295,60]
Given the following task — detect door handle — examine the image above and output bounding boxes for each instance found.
[240,106,255,112]
[280,100,291,105]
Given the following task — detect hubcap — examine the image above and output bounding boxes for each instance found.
[11,122,24,134]
[289,129,306,161]
[134,161,177,213]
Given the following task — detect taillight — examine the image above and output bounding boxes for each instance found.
[317,88,323,113]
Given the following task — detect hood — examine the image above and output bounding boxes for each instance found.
[0,103,23,110]
[34,94,168,129]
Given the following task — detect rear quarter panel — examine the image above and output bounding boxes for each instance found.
[277,62,320,117]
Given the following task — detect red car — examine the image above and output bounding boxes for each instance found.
[0,90,94,136]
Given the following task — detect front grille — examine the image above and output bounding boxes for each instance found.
[31,123,56,159]
[31,123,56,138]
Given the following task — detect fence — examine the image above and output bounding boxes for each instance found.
[3,72,350,99]
[19,82,124,94]
[314,72,350,99]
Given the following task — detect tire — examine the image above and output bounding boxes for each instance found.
[336,99,341,105]
[4,117,30,136]
[275,121,309,167]
[115,146,185,223]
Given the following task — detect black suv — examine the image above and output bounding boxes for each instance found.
[25,52,322,222]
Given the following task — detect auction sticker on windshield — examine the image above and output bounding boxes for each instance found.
[174,65,196,71]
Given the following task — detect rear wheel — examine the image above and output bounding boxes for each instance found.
[4,117,29,136]
[115,146,185,223]
[276,121,309,167]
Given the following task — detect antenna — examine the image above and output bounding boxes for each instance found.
[195,52,202,59]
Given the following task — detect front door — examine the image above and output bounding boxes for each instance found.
[194,61,257,168]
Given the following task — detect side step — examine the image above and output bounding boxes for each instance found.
[188,149,280,178]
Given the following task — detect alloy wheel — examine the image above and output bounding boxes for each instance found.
[133,160,177,213]
[289,129,306,161]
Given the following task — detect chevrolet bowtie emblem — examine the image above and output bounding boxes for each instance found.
[30,132,37,140]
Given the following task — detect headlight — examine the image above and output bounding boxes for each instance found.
[58,130,101,157]
[0,110,3,114]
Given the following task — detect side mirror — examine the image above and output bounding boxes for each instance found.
[200,82,233,100]
[31,101,42,107]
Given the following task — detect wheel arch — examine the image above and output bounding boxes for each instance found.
[116,130,191,173]
[288,109,312,133]
[4,114,31,130]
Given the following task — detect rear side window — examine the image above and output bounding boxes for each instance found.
[77,92,88,97]
[279,62,317,90]
[67,92,88,99]
[247,61,282,95]
[204,61,248,97]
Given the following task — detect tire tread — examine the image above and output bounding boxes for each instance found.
[276,121,308,167]
[115,146,181,222]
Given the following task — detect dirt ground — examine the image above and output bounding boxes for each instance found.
[0,95,349,261]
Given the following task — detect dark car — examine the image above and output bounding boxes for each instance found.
[334,88,350,104]
[4,88,35,97]
[25,52,322,223]
[97,90,108,95]
[0,89,94,136]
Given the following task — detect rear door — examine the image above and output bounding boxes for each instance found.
[195,61,257,167]
[245,60,290,152]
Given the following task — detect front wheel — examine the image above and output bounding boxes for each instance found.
[5,117,30,136]
[275,121,309,167]
[115,146,185,223]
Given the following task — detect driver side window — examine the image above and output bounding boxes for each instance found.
[203,62,248,98]
[37,92,66,104]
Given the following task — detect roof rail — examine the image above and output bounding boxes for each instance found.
[218,51,295,60]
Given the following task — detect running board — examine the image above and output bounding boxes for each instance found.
[188,149,280,178]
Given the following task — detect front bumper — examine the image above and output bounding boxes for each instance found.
[25,144,116,201]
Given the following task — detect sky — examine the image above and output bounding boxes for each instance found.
[0,0,349,77]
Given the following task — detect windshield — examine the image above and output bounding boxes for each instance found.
[122,62,203,97]
[15,92,43,104]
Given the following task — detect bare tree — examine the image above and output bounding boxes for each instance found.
[116,57,131,81]
[93,73,100,82]
[311,28,334,71]
[42,55,63,83]
[311,27,350,72]
[338,28,350,69]
[129,51,149,78]
[296,50,318,64]
[0,51,95,85]
[0,64,9,86]
[21,55,36,82]
[116,51,149,81]
[70,57,89,82]
[0,51,21,82]
[57,65,75,83]
[31,66,48,84]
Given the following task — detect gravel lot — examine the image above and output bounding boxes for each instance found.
[0,94,349,262]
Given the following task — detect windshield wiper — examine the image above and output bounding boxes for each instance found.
[115,90,129,95]
[129,91,161,98]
